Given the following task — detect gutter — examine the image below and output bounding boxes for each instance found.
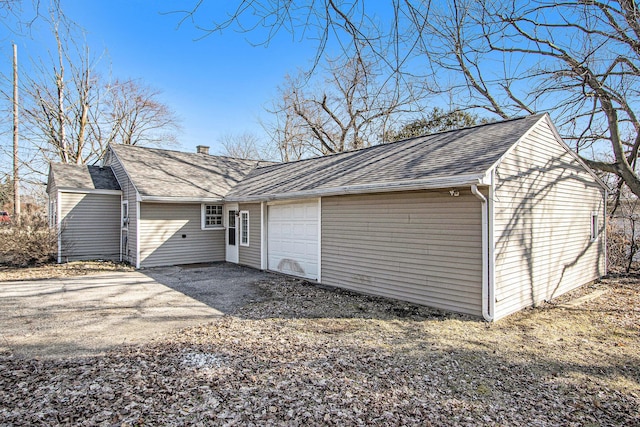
[57,188,122,196]
[471,183,494,322]
[139,196,224,203]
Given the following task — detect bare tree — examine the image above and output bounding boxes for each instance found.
[217,131,268,160]
[268,52,419,160]
[184,0,640,197]
[99,79,180,151]
[19,5,180,168]
[261,105,309,162]
[415,0,640,194]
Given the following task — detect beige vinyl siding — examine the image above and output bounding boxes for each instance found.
[321,190,483,316]
[107,152,137,265]
[493,119,605,320]
[138,203,224,268]
[59,192,121,261]
[239,203,261,269]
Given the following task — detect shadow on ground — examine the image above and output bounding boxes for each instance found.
[0,263,276,359]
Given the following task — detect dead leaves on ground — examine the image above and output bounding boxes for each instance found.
[1,276,639,426]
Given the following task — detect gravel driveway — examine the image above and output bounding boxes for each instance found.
[0,263,275,358]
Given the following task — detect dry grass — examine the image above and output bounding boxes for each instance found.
[0,266,638,426]
[0,260,134,282]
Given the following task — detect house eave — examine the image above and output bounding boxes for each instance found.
[139,195,225,203]
[57,188,122,195]
[226,173,488,203]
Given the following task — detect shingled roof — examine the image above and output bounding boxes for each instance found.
[109,144,271,201]
[226,114,547,201]
[48,163,121,191]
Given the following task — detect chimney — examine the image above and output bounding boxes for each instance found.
[196,145,209,154]
[196,145,209,155]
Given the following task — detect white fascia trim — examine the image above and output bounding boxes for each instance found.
[486,114,608,191]
[141,196,224,203]
[226,173,486,203]
[542,114,609,191]
[58,188,122,196]
[108,146,143,204]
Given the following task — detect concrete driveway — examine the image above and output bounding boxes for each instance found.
[0,263,274,359]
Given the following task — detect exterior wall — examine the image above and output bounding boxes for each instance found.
[59,192,121,261]
[105,150,137,265]
[321,190,484,316]
[138,202,225,268]
[238,203,262,269]
[493,119,606,319]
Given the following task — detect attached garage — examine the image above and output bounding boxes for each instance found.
[267,200,319,280]
[321,190,484,316]
[226,114,607,320]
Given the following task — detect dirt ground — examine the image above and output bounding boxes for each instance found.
[0,262,638,426]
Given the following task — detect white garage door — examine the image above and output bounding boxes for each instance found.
[268,201,319,280]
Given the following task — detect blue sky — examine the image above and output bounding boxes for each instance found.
[1,0,321,155]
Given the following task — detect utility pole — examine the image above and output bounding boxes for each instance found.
[13,43,20,224]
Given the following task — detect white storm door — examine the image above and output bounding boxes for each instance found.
[225,204,239,263]
[267,201,319,280]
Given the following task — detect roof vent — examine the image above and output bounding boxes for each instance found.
[196,145,210,155]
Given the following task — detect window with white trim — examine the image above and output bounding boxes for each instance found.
[240,211,249,246]
[202,204,223,229]
[590,212,599,241]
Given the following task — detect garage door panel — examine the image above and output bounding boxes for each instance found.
[268,201,319,280]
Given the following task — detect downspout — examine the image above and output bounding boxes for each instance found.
[135,199,141,269]
[471,184,494,322]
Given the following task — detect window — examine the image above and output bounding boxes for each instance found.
[228,210,236,245]
[121,201,129,230]
[49,200,57,227]
[202,204,223,229]
[590,212,599,241]
[240,211,249,246]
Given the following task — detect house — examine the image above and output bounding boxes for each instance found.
[48,114,607,320]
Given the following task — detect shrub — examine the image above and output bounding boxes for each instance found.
[607,217,640,273]
[0,214,57,266]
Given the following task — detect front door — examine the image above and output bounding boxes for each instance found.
[225,204,239,263]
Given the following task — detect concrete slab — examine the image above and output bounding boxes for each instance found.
[0,263,275,359]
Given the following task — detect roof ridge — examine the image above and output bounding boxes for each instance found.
[253,113,544,171]
[110,143,269,164]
